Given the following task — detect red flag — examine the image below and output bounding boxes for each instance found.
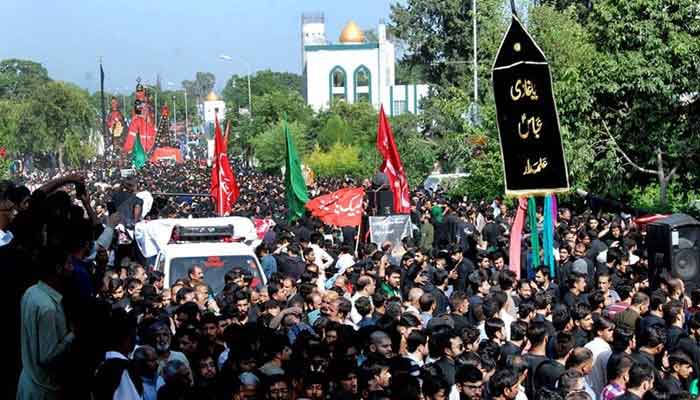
[210,115,240,216]
[376,106,411,214]
[306,187,365,227]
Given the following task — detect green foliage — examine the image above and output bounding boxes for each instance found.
[0,157,11,180]
[451,137,504,201]
[251,90,313,128]
[315,101,378,147]
[222,70,303,114]
[395,132,438,188]
[586,0,700,197]
[629,182,700,214]
[64,131,96,167]
[390,0,506,91]
[317,114,352,150]
[182,72,216,101]
[306,143,364,178]
[0,59,50,100]
[251,121,309,173]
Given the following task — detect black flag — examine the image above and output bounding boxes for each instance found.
[492,15,569,196]
[100,61,107,148]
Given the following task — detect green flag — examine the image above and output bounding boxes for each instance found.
[132,132,147,169]
[283,121,309,221]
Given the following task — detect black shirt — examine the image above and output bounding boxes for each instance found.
[615,393,641,400]
[534,359,565,390]
[433,357,457,387]
[482,222,503,249]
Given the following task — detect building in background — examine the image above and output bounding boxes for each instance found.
[301,13,429,116]
[203,91,226,127]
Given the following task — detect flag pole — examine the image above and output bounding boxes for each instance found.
[354,222,362,258]
[99,57,108,152]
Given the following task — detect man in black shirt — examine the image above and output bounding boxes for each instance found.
[616,362,655,400]
[534,331,572,390]
[663,351,693,394]
[430,330,464,387]
[481,211,503,252]
[523,321,549,400]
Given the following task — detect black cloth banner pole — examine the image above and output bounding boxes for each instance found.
[100,60,108,150]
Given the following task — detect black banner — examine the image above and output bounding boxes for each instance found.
[492,16,569,196]
[369,215,413,247]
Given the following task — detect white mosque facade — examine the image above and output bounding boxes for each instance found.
[302,14,429,116]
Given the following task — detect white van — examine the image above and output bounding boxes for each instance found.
[135,217,266,294]
[422,173,470,193]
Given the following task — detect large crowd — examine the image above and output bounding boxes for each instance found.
[3,158,699,400]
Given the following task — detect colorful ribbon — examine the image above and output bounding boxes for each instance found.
[508,197,528,280]
[543,194,555,277]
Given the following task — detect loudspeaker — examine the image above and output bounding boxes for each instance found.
[647,214,700,291]
[376,191,394,216]
[368,187,394,216]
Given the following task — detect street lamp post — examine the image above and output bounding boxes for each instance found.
[219,54,253,117]
[184,91,188,135]
[172,95,177,134]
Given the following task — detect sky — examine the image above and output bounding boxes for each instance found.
[0,0,395,93]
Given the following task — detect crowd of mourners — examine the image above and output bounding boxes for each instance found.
[3,158,700,400]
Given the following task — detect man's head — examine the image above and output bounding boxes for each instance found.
[432,330,463,361]
[638,325,666,355]
[386,266,402,289]
[369,330,394,359]
[456,364,484,400]
[565,347,593,376]
[553,332,575,361]
[356,275,376,295]
[596,271,612,294]
[593,315,615,343]
[571,303,593,332]
[631,292,650,315]
[196,354,217,381]
[0,184,18,230]
[534,266,551,287]
[188,265,204,282]
[627,362,654,394]
[148,322,172,354]
[450,291,469,315]
[669,351,694,380]
[488,369,520,400]
[162,359,192,388]
[527,321,548,349]
[517,280,533,301]
[133,345,159,378]
[557,370,586,395]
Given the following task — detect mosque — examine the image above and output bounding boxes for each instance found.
[301,13,429,115]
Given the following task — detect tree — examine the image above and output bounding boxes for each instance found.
[0,59,50,100]
[390,0,506,93]
[30,82,93,169]
[222,70,303,114]
[182,72,216,102]
[306,143,364,178]
[251,90,313,128]
[251,121,309,173]
[586,0,700,207]
[317,114,352,150]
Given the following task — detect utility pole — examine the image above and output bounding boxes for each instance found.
[184,90,189,135]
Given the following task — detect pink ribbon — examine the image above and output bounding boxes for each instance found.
[509,197,528,280]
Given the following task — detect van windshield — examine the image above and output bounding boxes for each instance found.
[169,255,262,294]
